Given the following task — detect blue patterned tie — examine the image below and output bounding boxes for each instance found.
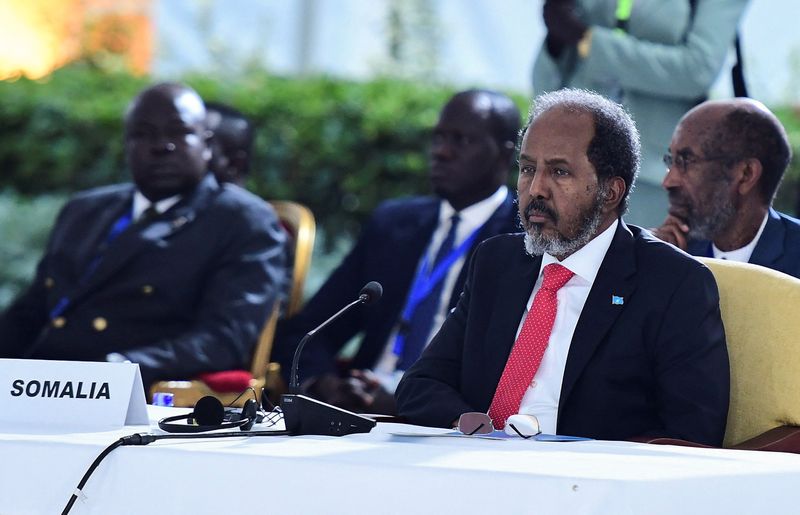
[398,214,461,370]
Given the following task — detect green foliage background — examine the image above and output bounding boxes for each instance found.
[1,65,800,308]
[0,65,478,238]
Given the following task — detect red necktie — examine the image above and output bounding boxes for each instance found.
[488,263,574,429]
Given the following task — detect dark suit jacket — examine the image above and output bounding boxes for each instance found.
[273,192,519,381]
[0,174,287,387]
[687,208,800,278]
[396,222,730,446]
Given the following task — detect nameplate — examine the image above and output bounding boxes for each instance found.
[0,358,148,432]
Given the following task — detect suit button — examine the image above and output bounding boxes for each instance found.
[44,277,55,288]
[92,317,108,332]
[52,317,66,328]
[142,285,154,295]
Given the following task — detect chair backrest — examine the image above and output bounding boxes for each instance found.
[698,257,800,447]
[268,200,316,317]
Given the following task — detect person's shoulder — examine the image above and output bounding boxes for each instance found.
[58,184,131,217]
[479,232,525,250]
[373,196,438,216]
[774,209,800,232]
[629,224,711,276]
[472,232,527,265]
[212,182,274,216]
[68,183,131,204]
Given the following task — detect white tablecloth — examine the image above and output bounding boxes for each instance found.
[2,406,800,514]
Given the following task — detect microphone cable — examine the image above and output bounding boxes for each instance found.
[61,411,289,515]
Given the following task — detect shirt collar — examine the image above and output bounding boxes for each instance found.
[133,191,182,221]
[540,219,619,286]
[438,185,509,226]
[712,211,769,262]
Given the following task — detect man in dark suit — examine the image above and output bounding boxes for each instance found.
[0,83,287,389]
[654,99,800,278]
[273,89,522,414]
[396,89,729,446]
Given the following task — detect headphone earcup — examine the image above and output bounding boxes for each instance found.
[239,398,258,431]
[193,395,225,426]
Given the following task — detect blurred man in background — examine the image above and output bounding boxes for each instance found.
[273,89,522,414]
[206,101,255,186]
[0,83,286,389]
[653,98,800,277]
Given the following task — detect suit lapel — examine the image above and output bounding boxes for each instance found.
[749,208,784,268]
[399,199,440,257]
[74,190,134,272]
[558,221,638,419]
[72,174,218,299]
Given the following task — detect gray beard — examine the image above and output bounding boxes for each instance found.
[523,187,606,259]
[686,188,737,241]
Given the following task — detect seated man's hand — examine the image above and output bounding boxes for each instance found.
[305,370,396,415]
[651,215,690,251]
[543,0,587,57]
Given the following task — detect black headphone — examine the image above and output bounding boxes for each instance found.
[158,395,259,433]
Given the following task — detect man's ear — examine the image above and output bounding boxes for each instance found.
[735,158,763,196]
[603,176,626,212]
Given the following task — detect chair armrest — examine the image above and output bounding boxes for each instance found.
[730,426,800,453]
[627,436,712,448]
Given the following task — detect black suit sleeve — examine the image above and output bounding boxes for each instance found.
[647,262,729,445]
[0,261,50,358]
[122,200,287,386]
[0,200,71,358]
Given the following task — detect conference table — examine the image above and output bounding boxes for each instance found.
[2,406,800,514]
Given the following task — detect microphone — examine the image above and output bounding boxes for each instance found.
[288,281,382,392]
[282,281,383,436]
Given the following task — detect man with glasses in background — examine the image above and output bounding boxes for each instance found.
[653,98,800,278]
[396,89,729,446]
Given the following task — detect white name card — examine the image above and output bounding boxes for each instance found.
[0,358,148,432]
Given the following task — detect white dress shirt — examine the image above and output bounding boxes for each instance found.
[517,219,620,435]
[711,211,768,262]
[132,191,181,222]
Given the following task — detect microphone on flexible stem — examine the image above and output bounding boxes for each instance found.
[281,281,382,436]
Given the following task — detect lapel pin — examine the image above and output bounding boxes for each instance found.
[611,295,624,305]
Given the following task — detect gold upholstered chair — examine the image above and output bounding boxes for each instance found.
[698,257,800,452]
[149,200,316,407]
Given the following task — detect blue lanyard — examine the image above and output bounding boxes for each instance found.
[49,211,133,320]
[392,222,484,356]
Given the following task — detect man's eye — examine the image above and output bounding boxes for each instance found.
[553,168,569,177]
[520,165,535,175]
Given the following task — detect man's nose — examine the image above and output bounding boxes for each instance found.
[526,170,549,198]
[431,139,453,161]
[662,164,680,190]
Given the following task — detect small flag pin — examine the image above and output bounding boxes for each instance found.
[611,295,624,305]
